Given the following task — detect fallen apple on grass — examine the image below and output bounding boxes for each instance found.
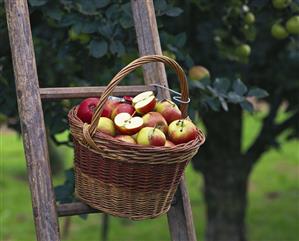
[132,91,156,115]
[168,119,197,144]
[142,112,168,134]
[136,127,166,146]
[114,112,143,135]
[111,103,135,120]
[97,117,115,136]
[155,99,182,124]
[77,97,100,123]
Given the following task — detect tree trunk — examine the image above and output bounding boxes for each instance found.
[204,165,248,241]
[193,106,249,241]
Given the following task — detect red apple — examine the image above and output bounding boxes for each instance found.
[77,97,100,124]
[136,127,166,146]
[114,135,136,144]
[111,103,135,120]
[168,119,198,144]
[101,100,121,118]
[155,99,182,124]
[97,117,115,136]
[164,140,175,147]
[114,112,143,135]
[132,91,156,115]
[142,112,168,134]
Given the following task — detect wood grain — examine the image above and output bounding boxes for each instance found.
[131,1,197,241]
[57,202,101,217]
[5,1,60,240]
[40,85,156,100]
[131,0,170,100]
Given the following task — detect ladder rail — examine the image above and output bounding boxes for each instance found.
[5,1,60,241]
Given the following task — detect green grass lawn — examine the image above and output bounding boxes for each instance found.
[1,112,298,241]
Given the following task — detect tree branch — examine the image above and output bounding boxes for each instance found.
[245,109,299,168]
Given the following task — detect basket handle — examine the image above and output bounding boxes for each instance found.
[83,55,189,148]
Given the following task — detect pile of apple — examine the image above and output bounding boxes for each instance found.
[76,91,198,147]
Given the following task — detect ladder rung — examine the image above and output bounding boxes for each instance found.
[40,85,156,100]
[57,202,102,217]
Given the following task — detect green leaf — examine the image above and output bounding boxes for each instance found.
[94,0,110,8]
[176,33,187,47]
[233,79,247,95]
[240,101,254,112]
[219,96,229,111]
[213,78,230,94]
[247,88,269,98]
[165,7,183,17]
[205,97,221,111]
[46,7,63,21]
[110,40,125,56]
[227,92,245,103]
[81,22,98,34]
[89,40,108,58]
[29,0,48,6]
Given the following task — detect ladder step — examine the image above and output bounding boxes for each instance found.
[40,85,156,100]
[57,202,102,217]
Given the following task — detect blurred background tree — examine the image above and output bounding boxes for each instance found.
[0,1,298,241]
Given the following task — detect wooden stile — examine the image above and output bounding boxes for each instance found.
[5,0,198,240]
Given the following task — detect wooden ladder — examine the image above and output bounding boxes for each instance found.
[5,1,197,240]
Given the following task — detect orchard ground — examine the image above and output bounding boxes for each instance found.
[1,112,298,241]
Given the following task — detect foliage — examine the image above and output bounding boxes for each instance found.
[0,0,267,139]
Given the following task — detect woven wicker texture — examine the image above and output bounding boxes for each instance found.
[68,55,205,220]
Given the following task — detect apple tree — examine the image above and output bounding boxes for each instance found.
[0,1,298,241]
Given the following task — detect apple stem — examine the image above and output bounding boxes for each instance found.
[132,111,136,117]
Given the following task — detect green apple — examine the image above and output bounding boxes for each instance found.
[168,119,197,144]
[155,99,182,124]
[188,66,210,81]
[235,44,251,58]
[286,16,299,34]
[97,117,115,136]
[271,23,289,39]
[136,127,166,146]
[272,0,292,9]
[244,12,255,24]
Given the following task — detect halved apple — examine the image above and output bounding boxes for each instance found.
[114,112,143,135]
[132,91,156,115]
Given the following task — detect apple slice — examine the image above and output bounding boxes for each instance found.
[114,112,143,135]
[132,91,156,115]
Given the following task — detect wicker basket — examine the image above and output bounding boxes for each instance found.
[68,55,205,220]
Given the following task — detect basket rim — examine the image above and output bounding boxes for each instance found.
[69,105,205,152]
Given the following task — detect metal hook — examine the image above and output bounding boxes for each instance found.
[150,84,191,104]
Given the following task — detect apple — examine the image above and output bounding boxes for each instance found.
[136,127,166,146]
[155,99,182,124]
[164,140,175,147]
[97,117,115,136]
[168,119,198,144]
[114,135,136,144]
[132,91,156,115]
[142,112,168,134]
[114,112,143,135]
[101,99,121,118]
[111,103,135,120]
[271,23,289,39]
[244,12,255,25]
[188,66,210,81]
[286,16,299,35]
[77,97,100,124]
[272,0,291,9]
[235,44,251,58]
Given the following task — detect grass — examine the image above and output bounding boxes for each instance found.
[0,112,298,241]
